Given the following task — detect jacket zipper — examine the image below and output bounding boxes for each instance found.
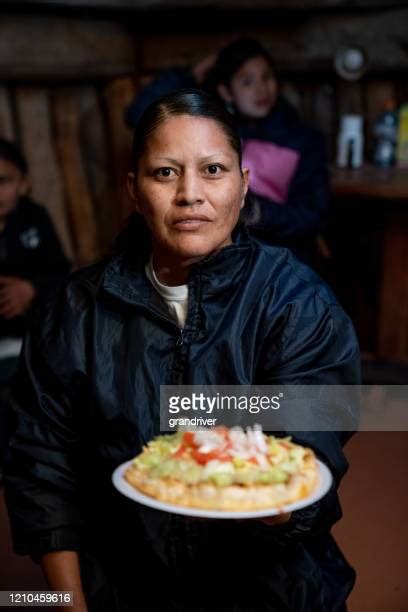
[176,329,184,347]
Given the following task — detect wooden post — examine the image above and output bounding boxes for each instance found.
[53,89,100,266]
[0,87,14,140]
[16,87,74,261]
[103,77,136,233]
[77,86,115,256]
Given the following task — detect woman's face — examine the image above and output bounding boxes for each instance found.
[219,55,278,119]
[0,159,28,222]
[128,114,249,267]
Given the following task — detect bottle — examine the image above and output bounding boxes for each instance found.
[373,101,398,167]
[337,115,364,169]
[396,103,408,168]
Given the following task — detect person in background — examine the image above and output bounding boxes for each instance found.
[125,37,329,264]
[0,139,70,472]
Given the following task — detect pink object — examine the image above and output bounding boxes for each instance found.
[242,139,300,204]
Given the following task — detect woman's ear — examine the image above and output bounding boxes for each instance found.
[240,168,250,209]
[217,83,233,103]
[127,172,141,213]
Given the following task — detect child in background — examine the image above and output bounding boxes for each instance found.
[0,139,70,382]
[125,38,329,264]
[0,139,70,478]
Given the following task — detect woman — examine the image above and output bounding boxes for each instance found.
[125,38,329,264]
[5,90,359,612]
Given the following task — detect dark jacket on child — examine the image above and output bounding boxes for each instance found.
[0,196,70,339]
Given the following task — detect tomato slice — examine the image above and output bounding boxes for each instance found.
[248,456,259,465]
[192,449,231,464]
[172,446,187,459]
[182,432,196,447]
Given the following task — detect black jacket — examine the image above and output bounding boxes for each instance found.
[0,196,70,338]
[4,225,360,611]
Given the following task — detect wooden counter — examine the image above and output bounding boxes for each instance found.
[331,165,408,362]
[332,166,408,201]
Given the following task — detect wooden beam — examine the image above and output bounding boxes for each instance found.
[76,85,115,255]
[0,15,136,79]
[141,9,408,73]
[16,87,74,261]
[0,8,406,78]
[103,77,136,232]
[2,0,407,10]
[0,88,15,141]
[54,89,100,265]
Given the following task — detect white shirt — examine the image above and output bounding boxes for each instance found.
[0,337,23,359]
[145,258,189,328]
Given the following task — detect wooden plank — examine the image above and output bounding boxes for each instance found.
[76,86,115,256]
[142,9,408,73]
[53,89,100,266]
[0,16,136,79]
[103,77,136,233]
[0,88,15,141]
[16,87,74,261]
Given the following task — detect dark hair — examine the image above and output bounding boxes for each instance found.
[205,37,275,91]
[0,139,28,174]
[131,88,242,168]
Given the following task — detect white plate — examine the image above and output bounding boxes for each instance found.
[112,458,333,519]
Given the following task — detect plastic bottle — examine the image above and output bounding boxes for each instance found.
[373,101,398,167]
[337,115,364,169]
[396,103,408,168]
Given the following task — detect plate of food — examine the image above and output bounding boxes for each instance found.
[112,426,333,519]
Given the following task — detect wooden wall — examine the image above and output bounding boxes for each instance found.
[0,2,407,266]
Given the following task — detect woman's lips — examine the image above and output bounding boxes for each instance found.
[173,217,211,230]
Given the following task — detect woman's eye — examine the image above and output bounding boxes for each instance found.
[206,164,222,175]
[155,167,175,178]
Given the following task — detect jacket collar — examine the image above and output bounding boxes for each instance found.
[100,224,256,308]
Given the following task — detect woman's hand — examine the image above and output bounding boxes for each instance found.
[40,551,89,612]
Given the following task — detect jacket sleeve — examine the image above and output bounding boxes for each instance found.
[28,207,71,304]
[247,268,360,545]
[124,68,196,129]
[3,288,86,561]
[244,130,329,242]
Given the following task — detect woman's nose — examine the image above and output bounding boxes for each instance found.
[175,171,204,206]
